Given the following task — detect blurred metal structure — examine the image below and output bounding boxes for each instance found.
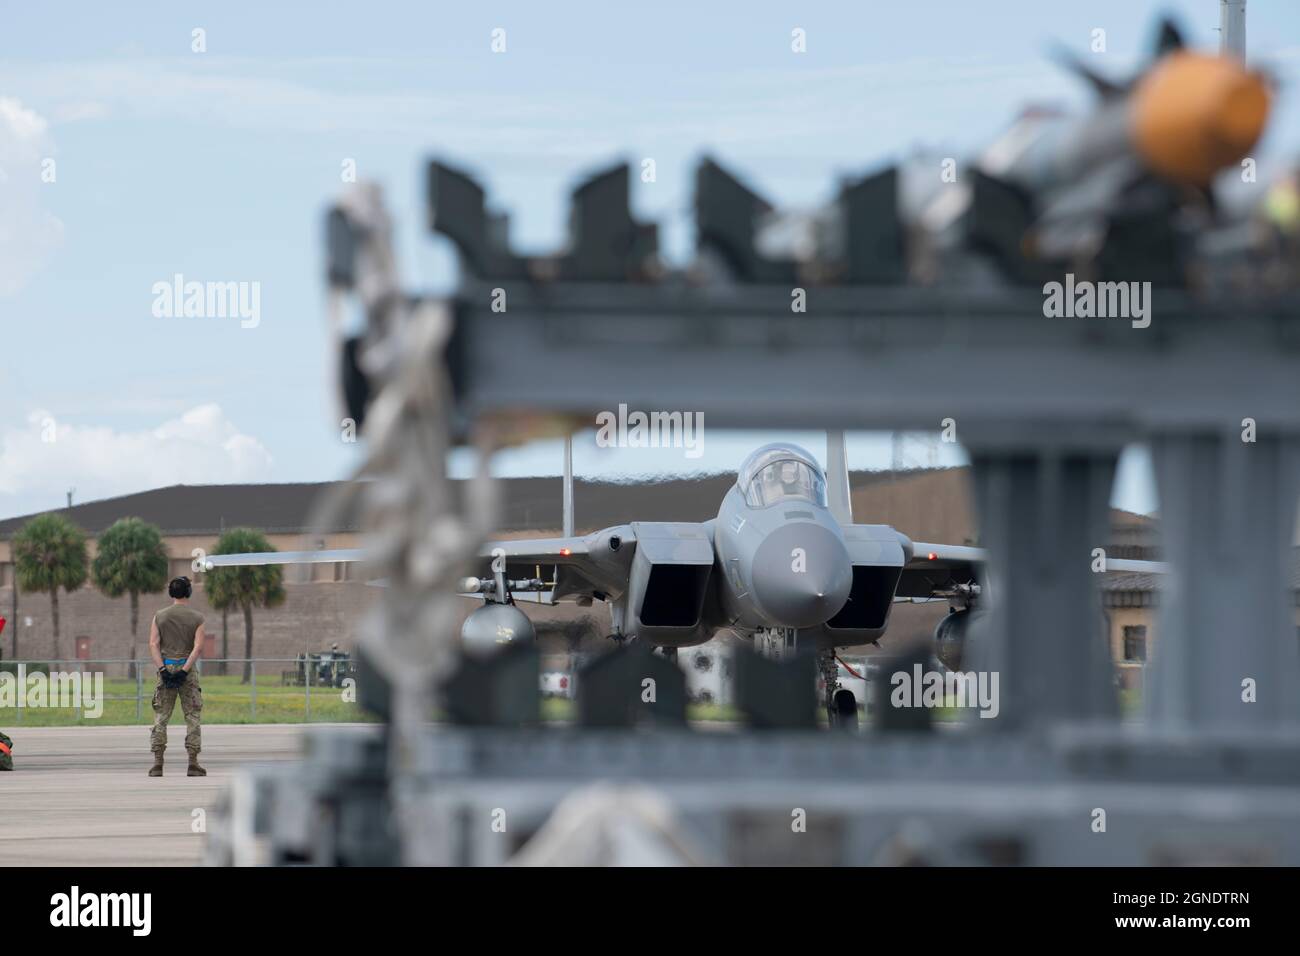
[206,721,1300,866]
[438,223,1300,732]
[206,18,1300,866]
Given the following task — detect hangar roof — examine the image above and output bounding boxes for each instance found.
[0,467,1158,554]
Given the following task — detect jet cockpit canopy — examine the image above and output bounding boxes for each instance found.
[737,443,828,509]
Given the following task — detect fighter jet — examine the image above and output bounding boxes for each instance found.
[203,436,1165,721]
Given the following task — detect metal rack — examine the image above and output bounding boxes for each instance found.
[206,156,1300,866]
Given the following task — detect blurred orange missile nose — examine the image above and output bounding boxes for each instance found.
[1131,51,1271,185]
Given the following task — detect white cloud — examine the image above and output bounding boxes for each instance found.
[50,100,110,123]
[0,53,1070,165]
[0,97,64,296]
[0,404,273,503]
[3,57,557,140]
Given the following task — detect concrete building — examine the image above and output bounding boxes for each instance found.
[0,483,371,672]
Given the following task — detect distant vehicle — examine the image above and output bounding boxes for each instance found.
[283,646,354,688]
[539,671,574,700]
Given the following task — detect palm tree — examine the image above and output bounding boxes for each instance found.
[206,528,286,683]
[12,513,88,661]
[91,518,169,678]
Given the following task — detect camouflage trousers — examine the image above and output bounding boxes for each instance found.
[150,665,202,755]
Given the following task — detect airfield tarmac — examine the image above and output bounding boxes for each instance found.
[0,715,905,866]
[0,724,315,866]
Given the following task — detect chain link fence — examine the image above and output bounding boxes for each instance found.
[0,657,373,724]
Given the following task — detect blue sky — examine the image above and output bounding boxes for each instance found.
[1,1,1297,520]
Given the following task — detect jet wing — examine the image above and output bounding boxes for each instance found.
[475,537,590,564]
[474,530,637,604]
[896,542,1168,599]
[896,543,984,598]
[203,529,638,605]
[202,548,387,586]
[201,540,598,572]
[203,549,367,569]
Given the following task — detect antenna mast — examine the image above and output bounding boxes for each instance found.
[1220,0,1246,61]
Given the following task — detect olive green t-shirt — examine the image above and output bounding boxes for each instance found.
[155,604,204,661]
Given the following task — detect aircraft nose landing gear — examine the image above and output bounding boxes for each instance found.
[819,651,858,729]
[832,688,859,729]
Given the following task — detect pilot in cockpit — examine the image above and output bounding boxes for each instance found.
[753,459,825,507]
[772,460,804,499]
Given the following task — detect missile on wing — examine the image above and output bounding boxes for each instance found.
[923,17,1272,287]
[699,18,1273,292]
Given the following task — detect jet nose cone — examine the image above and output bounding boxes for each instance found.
[752,523,852,629]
